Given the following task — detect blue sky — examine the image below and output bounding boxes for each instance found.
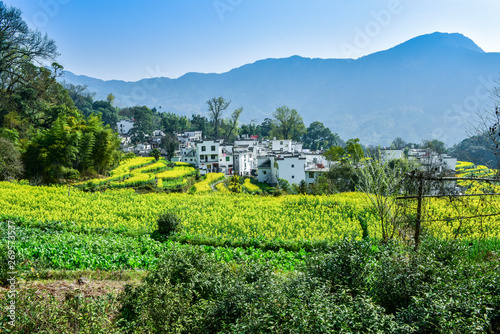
[5,0,500,81]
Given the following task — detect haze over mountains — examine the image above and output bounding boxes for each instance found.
[60,32,500,146]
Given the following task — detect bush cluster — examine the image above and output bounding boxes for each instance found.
[118,238,500,333]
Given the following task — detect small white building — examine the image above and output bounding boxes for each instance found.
[178,148,197,165]
[441,154,457,172]
[117,120,134,135]
[196,140,222,172]
[232,147,254,176]
[407,149,457,173]
[292,142,303,153]
[276,156,307,185]
[152,130,165,137]
[257,156,278,184]
[272,139,293,153]
[177,131,202,145]
[218,146,234,175]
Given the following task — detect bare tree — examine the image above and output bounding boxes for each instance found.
[357,156,414,241]
[0,3,58,91]
[207,97,230,139]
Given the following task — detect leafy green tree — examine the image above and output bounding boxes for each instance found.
[345,138,364,164]
[271,106,306,141]
[190,114,209,136]
[64,83,95,117]
[24,113,120,183]
[130,106,153,142]
[391,137,407,148]
[106,93,115,105]
[92,100,118,130]
[161,112,190,134]
[326,163,360,193]
[240,121,261,138]
[150,148,161,162]
[277,178,292,193]
[422,139,447,154]
[160,133,179,161]
[207,97,230,139]
[118,107,135,119]
[303,121,342,151]
[0,138,23,180]
[259,118,273,138]
[324,146,346,163]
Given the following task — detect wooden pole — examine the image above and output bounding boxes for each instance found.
[414,173,423,251]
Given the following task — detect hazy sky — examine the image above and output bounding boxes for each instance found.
[5,0,500,81]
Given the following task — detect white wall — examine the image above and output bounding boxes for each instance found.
[277,157,306,184]
[117,120,134,134]
[272,140,293,153]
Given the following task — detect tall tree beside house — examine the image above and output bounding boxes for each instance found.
[190,114,210,136]
[271,106,306,141]
[160,133,178,161]
[324,138,364,164]
[345,138,364,164]
[150,148,161,162]
[130,106,153,143]
[161,112,190,134]
[303,121,343,151]
[422,139,447,154]
[259,118,273,138]
[391,137,407,148]
[240,121,261,138]
[221,107,243,142]
[207,97,230,139]
[324,146,346,163]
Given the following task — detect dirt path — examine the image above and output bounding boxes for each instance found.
[0,278,141,299]
[211,176,227,191]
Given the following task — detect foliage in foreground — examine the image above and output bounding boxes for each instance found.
[118,239,500,333]
[1,237,499,333]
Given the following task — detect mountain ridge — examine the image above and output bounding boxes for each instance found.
[60,32,500,146]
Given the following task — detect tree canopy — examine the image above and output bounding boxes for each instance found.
[271,106,305,141]
[0,3,122,184]
[303,121,342,151]
[207,97,230,139]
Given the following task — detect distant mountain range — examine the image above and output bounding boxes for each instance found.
[60,32,500,146]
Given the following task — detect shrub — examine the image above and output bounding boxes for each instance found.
[0,288,122,333]
[0,242,10,286]
[305,238,378,295]
[154,212,183,238]
[118,247,408,333]
[228,175,242,193]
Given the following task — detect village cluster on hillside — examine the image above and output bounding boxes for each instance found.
[117,119,457,187]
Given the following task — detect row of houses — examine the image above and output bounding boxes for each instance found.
[380,148,457,172]
[175,137,329,186]
[118,120,458,186]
